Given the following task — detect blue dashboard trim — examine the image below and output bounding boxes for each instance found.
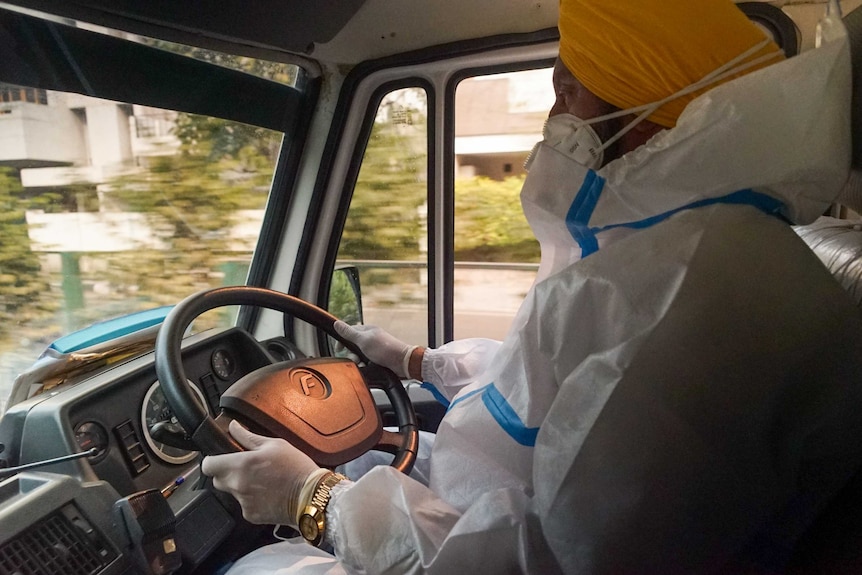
[49,306,174,353]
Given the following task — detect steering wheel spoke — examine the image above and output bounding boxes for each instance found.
[373,428,419,472]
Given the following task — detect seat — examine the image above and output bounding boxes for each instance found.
[783,5,862,572]
[795,217,862,307]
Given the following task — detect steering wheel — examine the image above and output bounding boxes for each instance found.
[154,286,418,474]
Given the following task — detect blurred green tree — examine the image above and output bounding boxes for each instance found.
[105,118,280,316]
[0,168,57,345]
[337,91,428,263]
[455,175,538,262]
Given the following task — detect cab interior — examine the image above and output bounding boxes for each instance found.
[0,1,861,573]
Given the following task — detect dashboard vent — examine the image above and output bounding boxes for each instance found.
[265,339,299,362]
[0,506,114,575]
[114,420,150,475]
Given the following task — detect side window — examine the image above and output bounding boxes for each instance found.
[452,68,552,339]
[334,68,552,348]
[335,88,429,345]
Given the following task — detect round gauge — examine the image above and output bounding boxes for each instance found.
[211,349,235,380]
[141,381,208,465]
[74,421,109,463]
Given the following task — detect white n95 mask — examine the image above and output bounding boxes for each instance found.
[538,113,606,169]
[526,107,653,173]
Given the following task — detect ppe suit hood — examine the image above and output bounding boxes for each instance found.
[520,31,850,285]
[593,33,851,229]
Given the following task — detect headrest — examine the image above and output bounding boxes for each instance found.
[737,2,800,57]
[838,169,862,214]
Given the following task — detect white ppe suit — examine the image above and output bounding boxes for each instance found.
[226,28,862,575]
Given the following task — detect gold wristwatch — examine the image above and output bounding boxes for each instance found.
[298,471,348,547]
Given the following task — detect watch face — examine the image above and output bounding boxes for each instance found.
[299,514,320,542]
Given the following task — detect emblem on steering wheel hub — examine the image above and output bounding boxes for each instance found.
[292,368,329,399]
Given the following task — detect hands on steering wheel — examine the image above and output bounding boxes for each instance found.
[201,420,331,527]
[155,287,419,527]
[333,321,423,379]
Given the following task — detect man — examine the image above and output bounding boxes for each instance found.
[202,0,862,572]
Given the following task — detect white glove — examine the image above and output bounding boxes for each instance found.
[333,321,417,378]
[201,420,329,527]
[420,338,502,398]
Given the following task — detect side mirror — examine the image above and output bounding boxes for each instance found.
[328,266,364,358]
[329,265,364,325]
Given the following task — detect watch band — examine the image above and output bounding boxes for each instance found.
[298,471,348,547]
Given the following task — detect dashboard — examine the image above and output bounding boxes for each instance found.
[65,328,294,498]
[0,326,445,574]
[0,327,306,574]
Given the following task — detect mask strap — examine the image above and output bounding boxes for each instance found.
[578,38,782,152]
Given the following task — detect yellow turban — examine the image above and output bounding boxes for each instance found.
[558,0,785,128]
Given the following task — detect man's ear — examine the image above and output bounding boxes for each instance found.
[618,115,668,156]
[633,118,666,139]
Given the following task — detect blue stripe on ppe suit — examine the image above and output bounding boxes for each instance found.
[566,172,787,258]
[437,179,787,451]
[446,383,540,447]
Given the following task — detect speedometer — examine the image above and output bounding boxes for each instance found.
[141,380,208,465]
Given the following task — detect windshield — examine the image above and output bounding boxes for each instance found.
[0,13,297,412]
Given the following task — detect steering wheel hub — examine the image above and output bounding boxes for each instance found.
[220,358,382,466]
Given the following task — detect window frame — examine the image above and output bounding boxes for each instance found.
[443,59,556,341]
[284,32,559,353]
[315,77,436,343]
[0,8,309,133]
